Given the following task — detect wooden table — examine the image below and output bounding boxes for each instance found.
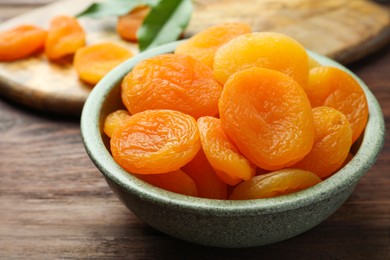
[0,1,389,259]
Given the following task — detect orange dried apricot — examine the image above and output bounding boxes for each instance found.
[0,25,47,61]
[117,6,150,42]
[197,116,255,185]
[229,169,321,200]
[74,42,133,85]
[213,169,242,187]
[219,67,314,171]
[175,22,251,68]
[121,54,222,119]
[213,32,309,86]
[335,152,354,173]
[136,170,198,197]
[110,109,201,174]
[305,66,368,143]
[103,109,132,138]
[45,15,85,60]
[293,106,352,179]
[181,149,227,199]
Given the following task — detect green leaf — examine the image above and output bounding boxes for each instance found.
[137,0,193,52]
[76,0,158,19]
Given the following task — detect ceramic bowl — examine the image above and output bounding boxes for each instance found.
[81,41,385,248]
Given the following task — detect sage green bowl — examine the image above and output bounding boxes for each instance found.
[81,41,385,248]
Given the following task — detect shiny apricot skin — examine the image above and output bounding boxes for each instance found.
[197,116,255,185]
[219,67,314,171]
[117,6,150,42]
[103,109,132,138]
[213,169,243,186]
[135,170,198,197]
[294,106,352,179]
[175,22,251,68]
[0,25,47,61]
[110,109,201,174]
[229,169,321,200]
[121,54,222,119]
[45,15,85,60]
[306,66,368,143]
[181,150,227,199]
[74,42,133,85]
[213,32,309,87]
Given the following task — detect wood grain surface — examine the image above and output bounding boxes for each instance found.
[0,0,389,116]
[0,1,389,259]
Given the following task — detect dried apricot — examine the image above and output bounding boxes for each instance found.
[197,116,255,185]
[117,6,150,42]
[74,42,133,85]
[229,169,321,200]
[293,107,352,179]
[219,67,314,171]
[181,149,227,199]
[0,25,47,61]
[213,32,309,87]
[335,152,354,173]
[175,22,251,68]
[213,169,242,187]
[121,54,222,119]
[110,109,201,174]
[136,170,198,197]
[103,109,132,138]
[45,15,85,60]
[306,66,368,143]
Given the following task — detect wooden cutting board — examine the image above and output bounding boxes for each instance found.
[0,0,389,116]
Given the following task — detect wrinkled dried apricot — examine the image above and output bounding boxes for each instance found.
[219,67,314,171]
[181,149,227,199]
[103,109,132,138]
[197,116,255,185]
[305,66,368,143]
[117,6,150,42]
[229,169,321,200]
[175,22,251,68]
[121,54,222,119]
[0,25,47,61]
[213,32,309,86]
[136,170,198,197]
[74,42,133,85]
[111,109,201,174]
[45,15,85,60]
[293,107,352,179]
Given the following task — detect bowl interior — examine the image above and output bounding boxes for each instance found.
[81,41,385,216]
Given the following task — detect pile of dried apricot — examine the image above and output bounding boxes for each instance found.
[104,22,368,200]
[0,16,86,62]
[0,15,134,86]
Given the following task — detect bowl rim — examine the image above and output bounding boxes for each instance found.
[81,40,385,216]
